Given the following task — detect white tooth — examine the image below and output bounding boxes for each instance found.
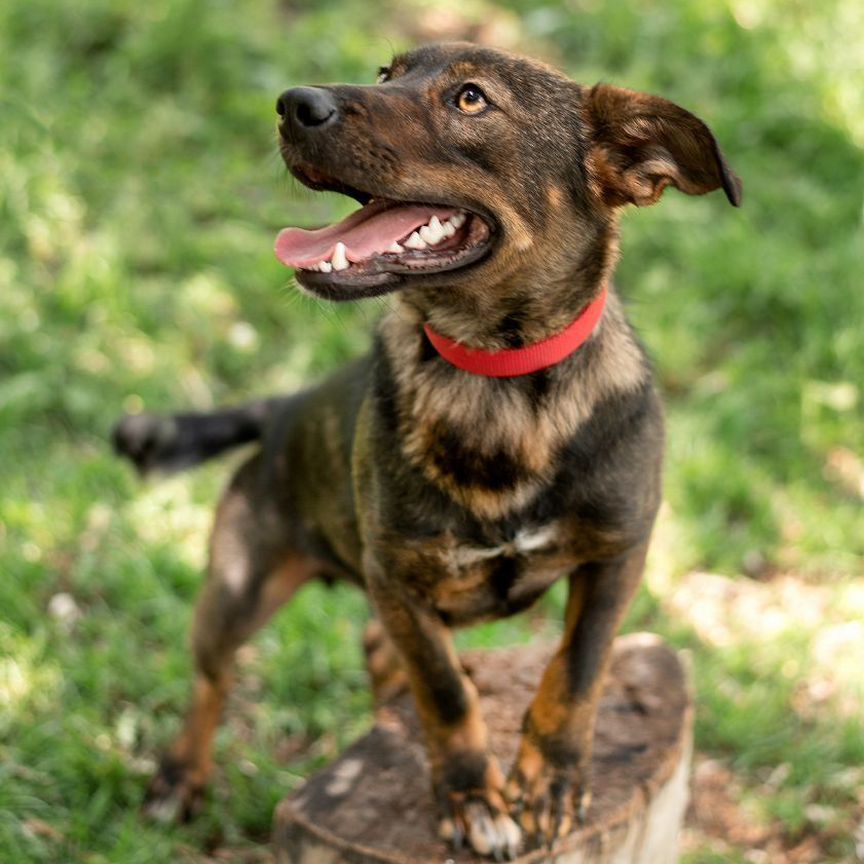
[404,231,427,250]
[451,212,466,229]
[319,260,332,273]
[426,215,446,244]
[331,242,349,271]
[388,241,404,253]
[428,215,446,242]
[419,225,437,244]
[441,220,456,238]
[306,263,318,272]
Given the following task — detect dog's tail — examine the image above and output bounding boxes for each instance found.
[112,398,288,475]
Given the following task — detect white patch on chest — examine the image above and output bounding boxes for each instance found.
[513,525,558,553]
[444,524,559,570]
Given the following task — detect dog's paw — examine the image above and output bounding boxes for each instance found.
[504,739,590,849]
[438,789,521,860]
[143,754,206,823]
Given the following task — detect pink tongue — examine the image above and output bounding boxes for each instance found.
[274,200,457,269]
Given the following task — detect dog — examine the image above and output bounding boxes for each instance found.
[114,42,741,859]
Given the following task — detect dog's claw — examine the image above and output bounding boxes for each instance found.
[576,788,591,826]
[452,823,464,852]
[441,798,520,860]
[506,748,591,851]
[551,813,562,844]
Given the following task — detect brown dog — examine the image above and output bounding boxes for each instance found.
[114,42,740,858]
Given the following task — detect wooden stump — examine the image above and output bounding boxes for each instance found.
[273,633,692,864]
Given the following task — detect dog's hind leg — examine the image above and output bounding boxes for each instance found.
[143,455,317,822]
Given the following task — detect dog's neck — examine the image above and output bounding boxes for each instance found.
[400,218,620,353]
[399,270,609,356]
[422,287,607,377]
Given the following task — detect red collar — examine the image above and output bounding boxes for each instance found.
[423,287,607,378]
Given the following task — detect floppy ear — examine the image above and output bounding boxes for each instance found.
[583,83,742,208]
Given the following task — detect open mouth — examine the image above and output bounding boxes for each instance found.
[274,166,495,298]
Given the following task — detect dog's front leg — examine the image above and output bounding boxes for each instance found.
[505,541,649,848]
[365,552,521,860]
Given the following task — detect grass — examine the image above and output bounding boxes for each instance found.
[1,0,862,861]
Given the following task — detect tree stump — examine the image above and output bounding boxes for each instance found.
[273,633,692,864]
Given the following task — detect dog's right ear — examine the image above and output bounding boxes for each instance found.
[582,83,742,208]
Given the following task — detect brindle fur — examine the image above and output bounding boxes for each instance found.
[114,41,740,857]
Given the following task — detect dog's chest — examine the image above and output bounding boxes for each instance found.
[430,524,568,624]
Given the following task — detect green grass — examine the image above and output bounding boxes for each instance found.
[2,0,862,861]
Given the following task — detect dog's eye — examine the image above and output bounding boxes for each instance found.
[455,84,488,114]
[376,66,391,84]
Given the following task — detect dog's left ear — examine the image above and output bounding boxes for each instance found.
[583,83,742,208]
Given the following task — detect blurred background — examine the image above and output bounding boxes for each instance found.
[1,0,862,861]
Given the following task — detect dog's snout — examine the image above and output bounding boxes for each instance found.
[277,87,338,130]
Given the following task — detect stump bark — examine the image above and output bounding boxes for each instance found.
[273,633,692,864]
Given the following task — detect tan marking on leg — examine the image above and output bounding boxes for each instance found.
[363,619,409,705]
[168,674,230,788]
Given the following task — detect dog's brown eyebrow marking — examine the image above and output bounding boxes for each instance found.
[445,61,483,80]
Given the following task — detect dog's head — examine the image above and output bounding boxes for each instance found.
[275,42,741,304]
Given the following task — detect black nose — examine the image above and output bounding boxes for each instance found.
[276,87,338,129]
